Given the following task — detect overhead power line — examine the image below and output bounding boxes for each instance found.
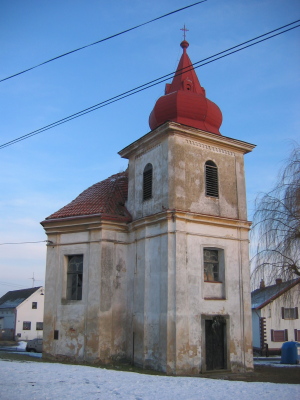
[0,281,29,289]
[0,1,207,83]
[0,240,48,245]
[0,20,299,150]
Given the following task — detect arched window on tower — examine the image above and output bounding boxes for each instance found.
[143,163,153,201]
[205,160,219,198]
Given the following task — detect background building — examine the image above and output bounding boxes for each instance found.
[252,278,300,355]
[0,287,44,341]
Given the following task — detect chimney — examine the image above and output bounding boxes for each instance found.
[260,279,265,289]
[276,278,283,285]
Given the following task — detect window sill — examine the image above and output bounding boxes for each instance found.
[204,297,226,300]
[204,280,223,284]
[61,298,83,305]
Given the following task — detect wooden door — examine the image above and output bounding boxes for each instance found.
[205,317,226,370]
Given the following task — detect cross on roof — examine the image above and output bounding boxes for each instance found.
[180,24,189,40]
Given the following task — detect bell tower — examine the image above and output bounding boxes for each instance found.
[119,36,255,374]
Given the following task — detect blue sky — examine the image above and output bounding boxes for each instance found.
[0,0,299,297]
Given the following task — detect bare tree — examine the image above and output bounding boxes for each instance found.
[251,144,300,289]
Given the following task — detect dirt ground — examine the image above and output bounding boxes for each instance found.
[0,349,299,384]
[202,364,300,384]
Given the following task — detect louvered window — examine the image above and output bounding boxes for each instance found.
[143,163,153,201]
[205,160,219,198]
[271,329,288,342]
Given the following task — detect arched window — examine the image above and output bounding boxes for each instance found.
[205,160,219,198]
[143,163,153,200]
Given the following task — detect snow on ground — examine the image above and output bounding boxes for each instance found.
[0,360,299,400]
[15,341,27,350]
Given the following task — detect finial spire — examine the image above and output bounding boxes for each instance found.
[180,24,189,40]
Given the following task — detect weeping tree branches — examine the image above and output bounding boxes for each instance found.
[251,145,300,288]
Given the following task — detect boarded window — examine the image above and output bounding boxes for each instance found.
[67,255,83,300]
[204,248,219,282]
[282,307,298,319]
[23,321,31,330]
[32,302,37,309]
[36,322,43,330]
[143,163,153,200]
[271,329,288,342]
[205,160,219,198]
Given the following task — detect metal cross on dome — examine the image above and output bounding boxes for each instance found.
[180,24,189,40]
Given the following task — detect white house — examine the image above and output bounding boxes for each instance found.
[251,278,300,355]
[41,39,255,375]
[0,287,44,341]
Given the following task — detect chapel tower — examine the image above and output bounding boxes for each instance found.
[119,39,255,374]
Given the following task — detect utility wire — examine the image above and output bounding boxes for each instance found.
[0,20,299,150]
[0,281,28,288]
[0,240,48,245]
[0,1,207,83]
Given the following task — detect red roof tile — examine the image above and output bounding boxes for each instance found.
[45,171,131,222]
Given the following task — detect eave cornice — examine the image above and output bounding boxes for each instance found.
[41,213,130,235]
[118,121,256,159]
[131,209,252,231]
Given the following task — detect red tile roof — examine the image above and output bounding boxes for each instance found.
[45,171,131,222]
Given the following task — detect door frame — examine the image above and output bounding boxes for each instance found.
[201,314,230,372]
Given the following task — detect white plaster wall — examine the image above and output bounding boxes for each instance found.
[127,140,169,220]
[168,136,248,221]
[129,216,252,374]
[15,287,44,341]
[43,225,130,362]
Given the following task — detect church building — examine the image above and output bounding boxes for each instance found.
[41,38,255,375]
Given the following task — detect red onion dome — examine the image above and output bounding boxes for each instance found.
[149,41,222,135]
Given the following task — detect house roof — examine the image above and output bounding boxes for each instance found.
[43,171,132,222]
[0,287,42,309]
[251,278,300,309]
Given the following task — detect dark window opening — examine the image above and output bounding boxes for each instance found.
[205,160,219,198]
[143,163,153,201]
[282,307,298,319]
[67,255,83,300]
[204,248,219,282]
[36,322,43,330]
[32,302,37,309]
[54,330,59,340]
[23,321,31,330]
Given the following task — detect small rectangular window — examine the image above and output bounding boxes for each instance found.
[32,302,37,309]
[36,322,43,330]
[67,255,83,300]
[23,321,31,330]
[282,307,298,319]
[204,249,219,282]
[54,330,59,340]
